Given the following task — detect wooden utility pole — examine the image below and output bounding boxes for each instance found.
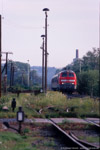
[0,15,2,97]
[10,62,13,88]
[2,52,13,93]
[2,52,13,74]
[10,62,15,87]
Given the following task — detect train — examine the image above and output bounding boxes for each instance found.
[51,70,77,93]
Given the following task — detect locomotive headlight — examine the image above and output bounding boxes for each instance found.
[61,79,67,82]
[69,80,75,82]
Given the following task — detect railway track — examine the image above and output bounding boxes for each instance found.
[64,92,87,99]
[0,118,99,149]
[64,92,100,100]
[69,132,99,149]
[84,118,100,128]
[49,119,99,149]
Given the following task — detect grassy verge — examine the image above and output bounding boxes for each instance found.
[0,123,57,150]
[0,91,99,118]
[78,135,99,144]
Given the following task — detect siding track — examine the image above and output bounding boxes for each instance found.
[49,119,99,149]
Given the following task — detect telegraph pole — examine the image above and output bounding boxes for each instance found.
[10,62,13,88]
[2,52,13,74]
[2,52,13,93]
[0,15,2,97]
[43,8,49,93]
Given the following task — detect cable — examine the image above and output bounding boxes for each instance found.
[3,18,43,30]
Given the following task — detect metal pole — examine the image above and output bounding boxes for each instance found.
[19,122,22,134]
[45,12,48,93]
[0,15,2,97]
[42,37,45,92]
[99,2,100,100]
[27,60,29,87]
[41,35,45,92]
[43,8,49,93]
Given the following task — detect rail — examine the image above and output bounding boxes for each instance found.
[49,119,99,149]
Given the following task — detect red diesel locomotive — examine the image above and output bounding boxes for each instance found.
[51,70,77,92]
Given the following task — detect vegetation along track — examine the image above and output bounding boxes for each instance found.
[63,91,89,99]
[0,118,99,149]
[49,119,99,149]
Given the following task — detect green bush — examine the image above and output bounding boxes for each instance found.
[0,92,99,118]
[77,70,99,96]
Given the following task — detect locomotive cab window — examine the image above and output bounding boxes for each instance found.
[61,72,67,77]
[69,73,74,77]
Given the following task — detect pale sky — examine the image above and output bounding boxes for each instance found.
[0,0,99,68]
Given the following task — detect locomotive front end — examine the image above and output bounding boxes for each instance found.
[59,71,77,92]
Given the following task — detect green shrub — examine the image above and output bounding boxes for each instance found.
[23,128,30,134]
[0,92,99,118]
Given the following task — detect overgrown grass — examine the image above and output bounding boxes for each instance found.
[78,135,99,143]
[0,123,57,150]
[0,132,31,150]
[0,91,99,118]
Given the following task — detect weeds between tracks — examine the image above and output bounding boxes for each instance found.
[0,91,99,118]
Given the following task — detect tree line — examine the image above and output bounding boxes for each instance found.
[1,48,99,96]
[66,48,99,96]
[56,48,99,97]
[2,61,42,92]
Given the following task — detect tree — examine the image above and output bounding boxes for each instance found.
[30,70,41,87]
[82,48,99,71]
[77,70,99,96]
[65,48,99,96]
[3,61,42,90]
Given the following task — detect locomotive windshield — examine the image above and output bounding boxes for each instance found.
[69,73,74,77]
[61,72,67,77]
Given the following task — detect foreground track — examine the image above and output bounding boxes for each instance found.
[49,119,99,149]
[84,118,100,128]
[69,132,99,149]
[0,118,99,149]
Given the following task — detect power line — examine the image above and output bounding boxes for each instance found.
[3,19,43,30]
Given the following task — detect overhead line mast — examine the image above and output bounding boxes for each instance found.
[43,8,49,93]
[99,2,100,100]
[0,15,2,97]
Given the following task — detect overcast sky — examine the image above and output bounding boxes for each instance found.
[0,0,99,68]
